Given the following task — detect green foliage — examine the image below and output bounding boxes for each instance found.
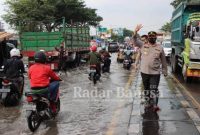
[170,0,185,8]
[160,22,171,33]
[169,0,199,8]
[123,28,133,37]
[2,0,102,32]
[111,28,133,43]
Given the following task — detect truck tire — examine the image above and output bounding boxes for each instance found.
[171,53,180,73]
[182,63,192,83]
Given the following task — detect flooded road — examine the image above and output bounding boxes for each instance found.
[0,53,134,135]
[0,54,200,135]
[173,74,200,107]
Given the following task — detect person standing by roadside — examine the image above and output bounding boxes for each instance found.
[133,24,168,112]
[140,35,148,44]
[55,44,66,71]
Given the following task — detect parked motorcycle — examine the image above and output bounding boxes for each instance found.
[102,57,111,73]
[88,65,100,84]
[25,88,60,132]
[0,76,24,106]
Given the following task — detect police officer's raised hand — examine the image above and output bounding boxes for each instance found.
[134,24,143,33]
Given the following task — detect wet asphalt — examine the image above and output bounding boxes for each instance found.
[0,53,200,135]
[129,72,200,135]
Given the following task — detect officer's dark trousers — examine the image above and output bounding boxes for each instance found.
[141,73,160,105]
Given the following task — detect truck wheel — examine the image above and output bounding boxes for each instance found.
[171,53,180,73]
[182,64,192,83]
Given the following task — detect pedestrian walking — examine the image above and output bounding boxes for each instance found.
[133,24,168,112]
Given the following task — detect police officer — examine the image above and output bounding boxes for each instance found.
[133,25,168,112]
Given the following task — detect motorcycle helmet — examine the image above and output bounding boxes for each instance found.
[10,48,21,57]
[90,45,97,52]
[34,51,46,63]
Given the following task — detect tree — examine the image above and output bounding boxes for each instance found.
[170,0,183,8]
[160,22,171,33]
[170,0,197,8]
[111,28,133,43]
[123,28,133,37]
[2,0,103,32]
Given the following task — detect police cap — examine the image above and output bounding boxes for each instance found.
[148,31,157,37]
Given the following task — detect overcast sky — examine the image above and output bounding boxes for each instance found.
[0,0,174,34]
[84,0,174,34]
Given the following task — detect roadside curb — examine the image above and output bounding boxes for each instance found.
[171,75,200,134]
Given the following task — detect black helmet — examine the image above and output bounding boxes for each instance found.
[34,51,46,63]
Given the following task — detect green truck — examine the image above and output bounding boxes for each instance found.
[171,0,200,82]
[20,20,90,70]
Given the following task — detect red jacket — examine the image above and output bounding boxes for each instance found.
[28,63,60,88]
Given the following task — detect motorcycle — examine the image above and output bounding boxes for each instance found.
[102,57,111,73]
[123,50,133,70]
[25,87,60,132]
[0,76,24,106]
[123,57,132,70]
[88,65,100,84]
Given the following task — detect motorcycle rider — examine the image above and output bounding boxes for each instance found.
[28,51,61,112]
[124,46,133,62]
[99,46,110,57]
[99,46,111,73]
[55,44,66,71]
[88,45,102,77]
[3,48,25,93]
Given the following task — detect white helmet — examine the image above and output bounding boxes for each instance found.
[10,48,20,57]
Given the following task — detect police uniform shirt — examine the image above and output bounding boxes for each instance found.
[138,44,168,75]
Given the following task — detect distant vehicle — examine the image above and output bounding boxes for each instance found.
[20,18,90,70]
[117,49,125,63]
[123,50,133,70]
[108,42,119,52]
[162,41,172,58]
